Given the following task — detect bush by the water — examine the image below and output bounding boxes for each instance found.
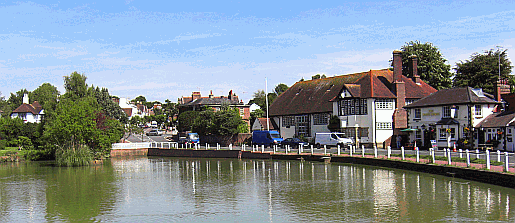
[55,144,93,167]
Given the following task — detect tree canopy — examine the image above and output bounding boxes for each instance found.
[248,83,289,113]
[393,41,452,90]
[192,108,247,136]
[453,48,513,94]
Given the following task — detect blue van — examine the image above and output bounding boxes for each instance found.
[252,130,283,147]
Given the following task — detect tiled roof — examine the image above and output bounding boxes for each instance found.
[12,102,43,115]
[257,118,278,130]
[181,97,243,106]
[478,110,515,128]
[269,69,436,116]
[405,87,499,109]
[122,108,132,117]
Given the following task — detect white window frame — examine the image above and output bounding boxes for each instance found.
[414,108,421,120]
[442,106,451,118]
[474,105,482,116]
[375,99,393,110]
[439,128,447,140]
[313,113,329,125]
[376,122,392,130]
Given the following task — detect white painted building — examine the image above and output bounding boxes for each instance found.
[10,94,44,123]
[269,51,436,147]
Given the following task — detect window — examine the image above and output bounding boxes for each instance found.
[339,98,367,116]
[442,106,451,118]
[474,105,482,116]
[376,122,392,130]
[414,108,421,120]
[282,116,295,127]
[19,113,27,120]
[376,99,393,110]
[296,115,310,137]
[360,128,369,138]
[313,113,329,125]
[344,128,368,138]
[450,128,456,140]
[439,129,447,140]
[415,130,421,140]
[239,108,244,117]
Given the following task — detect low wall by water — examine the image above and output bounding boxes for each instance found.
[110,148,148,157]
[145,148,514,188]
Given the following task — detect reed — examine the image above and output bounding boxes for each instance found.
[55,144,93,167]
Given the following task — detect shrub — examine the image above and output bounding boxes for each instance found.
[55,144,93,167]
[23,149,53,161]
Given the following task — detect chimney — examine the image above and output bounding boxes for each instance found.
[495,80,502,102]
[409,55,421,84]
[192,92,201,100]
[228,90,233,100]
[393,50,403,83]
[23,94,29,104]
[209,90,214,98]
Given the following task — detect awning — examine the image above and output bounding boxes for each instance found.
[400,128,419,132]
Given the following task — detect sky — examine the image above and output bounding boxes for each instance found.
[1,0,515,103]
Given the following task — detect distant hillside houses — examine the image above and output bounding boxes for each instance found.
[269,51,437,147]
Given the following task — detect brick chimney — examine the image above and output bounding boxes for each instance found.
[192,92,201,100]
[23,94,29,104]
[393,50,403,83]
[209,90,214,98]
[409,55,421,84]
[392,50,407,131]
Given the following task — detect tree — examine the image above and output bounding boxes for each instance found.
[7,89,29,110]
[327,116,341,132]
[394,41,452,90]
[131,95,147,104]
[454,49,513,94]
[0,92,10,118]
[63,72,89,100]
[274,83,289,96]
[30,83,60,118]
[92,87,127,123]
[178,110,198,132]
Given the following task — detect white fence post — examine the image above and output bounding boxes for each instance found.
[459,149,463,158]
[324,145,327,155]
[387,146,391,159]
[504,152,509,172]
[374,145,377,158]
[486,150,490,170]
[311,145,314,155]
[497,150,501,162]
[447,148,451,165]
[401,146,405,160]
[337,145,341,156]
[466,149,471,167]
[416,147,420,162]
[362,145,365,157]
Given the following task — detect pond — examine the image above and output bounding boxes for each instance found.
[0,157,513,222]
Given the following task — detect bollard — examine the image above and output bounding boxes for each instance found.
[443,148,447,157]
[387,146,391,159]
[298,145,301,155]
[401,146,405,160]
[447,148,452,165]
[311,145,314,155]
[486,150,490,170]
[217,143,220,150]
[229,144,232,150]
[504,152,509,172]
[459,149,463,158]
[324,145,327,155]
[374,145,377,158]
[416,147,420,162]
[243,144,246,151]
[261,145,264,153]
[362,145,365,157]
[466,149,471,167]
[497,150,501,162]
[476,149,480,159]
[337,145,341,156]
[350,145,353,156]
[431,148,435,164]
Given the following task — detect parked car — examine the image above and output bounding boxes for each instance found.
[178,133,200,144]
[280,138,308,148]
[252,130,283,147]
[146,129,162,136]
[314,133,353,148]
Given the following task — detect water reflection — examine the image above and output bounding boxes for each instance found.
[0,157,513,222]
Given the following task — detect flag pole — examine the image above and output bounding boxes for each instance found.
[265,77,270,131]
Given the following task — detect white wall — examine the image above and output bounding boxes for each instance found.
[11,112,41,123]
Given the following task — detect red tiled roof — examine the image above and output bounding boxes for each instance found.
[269,69,436,116]
[257,118,277,130]
[12,103,43,115]
[478,110,515,128]
[122,108,132,117]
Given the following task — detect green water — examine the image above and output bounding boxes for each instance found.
[0,157,513,222]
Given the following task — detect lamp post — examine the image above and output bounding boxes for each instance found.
[496,46,503,80]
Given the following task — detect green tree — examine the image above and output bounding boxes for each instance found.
[394,41,452,90]
[0,92,10,118]
[63,72,89,100]
[30,83,60,118]
[7,89,29,109]
[274,83,289,95]
[92,87,127,123]
[178,110,198,132]
[191,109,216,135]
[453,49,513,94]
[131,95,147,104]
[248,88,282,114]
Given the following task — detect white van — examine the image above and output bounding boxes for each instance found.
[314,133,353,148]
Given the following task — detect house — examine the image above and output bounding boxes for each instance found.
[269,51,436,147]
[404,87,500,149]
[251,118,278,131]
[117,97,150,119]
[178,90,251,123]
[10,94,44,123]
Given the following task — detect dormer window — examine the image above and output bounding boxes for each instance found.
[327,84,334,91]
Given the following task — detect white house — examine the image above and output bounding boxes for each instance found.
[118,97,149,119]
[10,94,44,123]
[405,87,500,149]
[268,51,437,147]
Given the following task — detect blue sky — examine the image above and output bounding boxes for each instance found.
[1,0,514,103]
